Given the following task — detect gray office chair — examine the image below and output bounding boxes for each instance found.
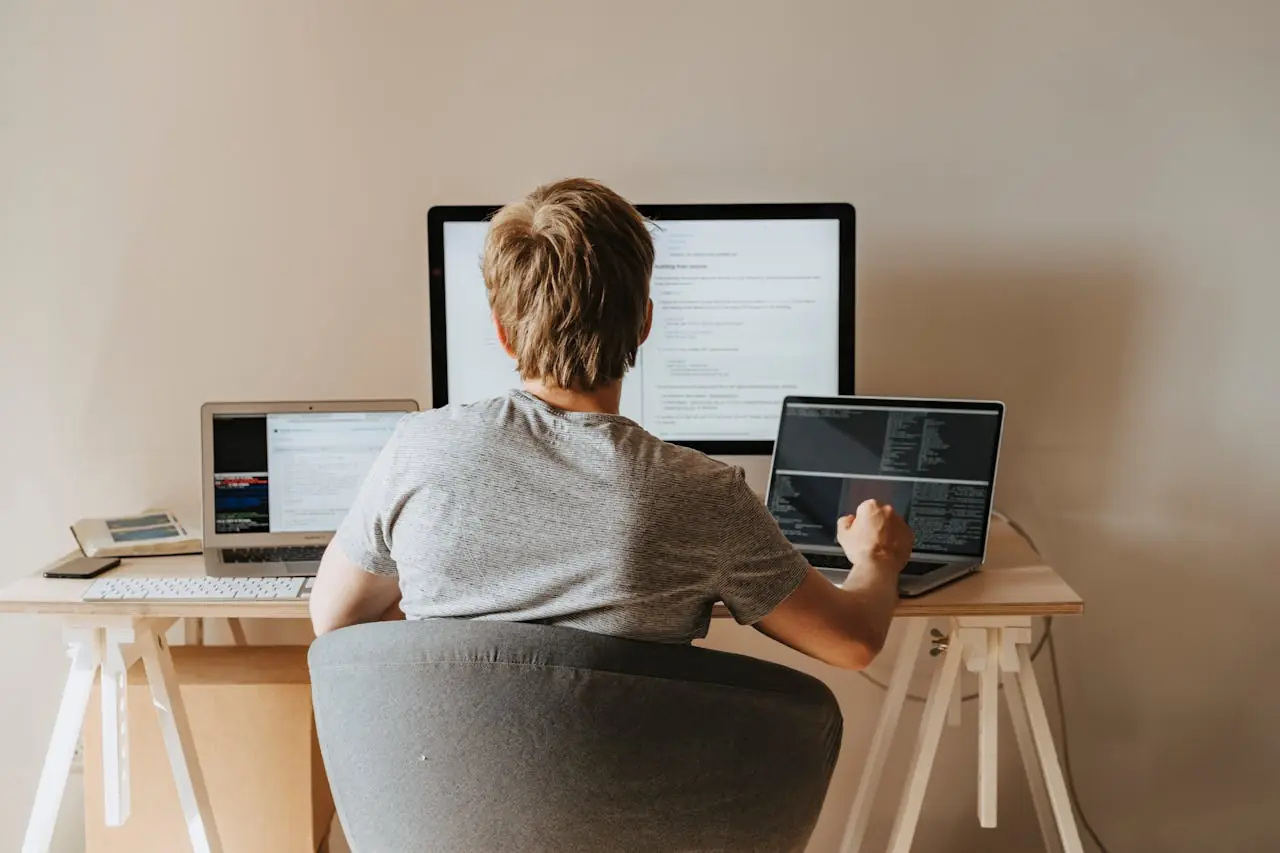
[309,619,843,853]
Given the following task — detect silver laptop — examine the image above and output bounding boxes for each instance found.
[766,395,1005,597]
[200,399,418,577]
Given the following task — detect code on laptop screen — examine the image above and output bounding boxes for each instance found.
[768,401,1002,557]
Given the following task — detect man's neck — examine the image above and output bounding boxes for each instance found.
[522,379,623,415]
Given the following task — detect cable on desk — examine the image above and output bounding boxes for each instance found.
[856,509,1115,853]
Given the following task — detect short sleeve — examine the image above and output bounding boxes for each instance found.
[713,468,811,625]
[331,424,402,577]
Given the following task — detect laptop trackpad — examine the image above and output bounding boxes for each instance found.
[820,562,938,583]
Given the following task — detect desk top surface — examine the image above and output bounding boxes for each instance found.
[0,518,1082,621]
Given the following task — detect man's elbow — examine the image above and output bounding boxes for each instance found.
[310,615,337,638]
[827,634,885,671]
[309,601,345,637]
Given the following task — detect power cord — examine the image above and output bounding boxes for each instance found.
[855,510,1113,853]
[1047,623,1111,853]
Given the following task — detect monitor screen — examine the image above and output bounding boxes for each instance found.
[211,411,405,535]
[428,204,855,454]
[767,398,1004,558]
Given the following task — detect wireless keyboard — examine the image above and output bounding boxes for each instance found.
[83,576,312,601]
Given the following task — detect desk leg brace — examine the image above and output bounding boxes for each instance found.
[22,621,223,853]
[137,623,224,853]
[884,626,965,853]
[957,625,1005,829]
[1006,644,1084,853]
[100,628,133,827]
[838,617,930,853]
[22,629,101,853]
[838,617,1085,853]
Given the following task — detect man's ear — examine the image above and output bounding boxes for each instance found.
[493,311,517,359]
[640,299,653,345]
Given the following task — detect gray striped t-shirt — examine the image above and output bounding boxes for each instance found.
[333,390,810,643]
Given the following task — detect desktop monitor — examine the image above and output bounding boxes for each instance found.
[427,203,855,455]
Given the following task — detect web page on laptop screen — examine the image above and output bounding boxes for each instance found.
[768,403,1001,557]
[212,412,403,535]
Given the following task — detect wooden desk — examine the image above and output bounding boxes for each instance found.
[1,518,1084,853]
[0,519,1079,621]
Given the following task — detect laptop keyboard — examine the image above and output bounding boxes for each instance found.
[222,546,326,564]
[806,552,939,577]
[807,552,852,570]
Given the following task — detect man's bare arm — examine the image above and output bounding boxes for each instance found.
[754,501,912,670]
[755,562,900,669]
[309,540,403,636]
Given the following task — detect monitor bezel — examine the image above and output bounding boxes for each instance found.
[766,395,1006,561]
[426,202,856,455]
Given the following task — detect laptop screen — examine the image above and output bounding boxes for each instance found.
[767,398,1004,559]
[211,411,405,535]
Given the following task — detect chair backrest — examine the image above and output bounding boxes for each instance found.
[309,619,843,853]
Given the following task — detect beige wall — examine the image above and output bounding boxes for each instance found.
[3,1,1278,850]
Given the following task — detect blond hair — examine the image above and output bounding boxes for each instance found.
[483,178,654,391]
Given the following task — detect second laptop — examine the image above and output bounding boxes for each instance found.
[199,399,418,577]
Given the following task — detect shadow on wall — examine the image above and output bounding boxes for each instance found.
[852,248,1280,852]
[857,247,1145,510]
[1037,364,1280,846]
[833,249,1146,850]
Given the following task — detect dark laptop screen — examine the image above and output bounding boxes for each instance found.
[767,398,1004,558]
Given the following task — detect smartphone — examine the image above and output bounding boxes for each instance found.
[44,556,121,579]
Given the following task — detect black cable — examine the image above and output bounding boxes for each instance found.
[1047,627,1111,853]
[998,511,1114,850]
